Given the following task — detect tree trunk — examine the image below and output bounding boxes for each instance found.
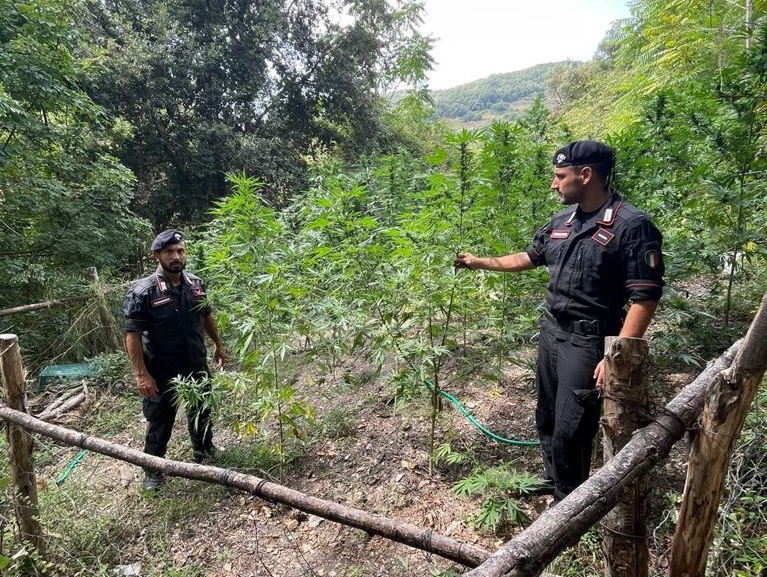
[0,334,44,553]
[0,404,490,568]
[669,294,767,577]
[601,337,651,577]
[462,341,741,577]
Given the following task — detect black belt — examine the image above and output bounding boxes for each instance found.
[544,311,619,337]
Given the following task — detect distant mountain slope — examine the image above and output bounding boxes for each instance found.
[430,61,580,125]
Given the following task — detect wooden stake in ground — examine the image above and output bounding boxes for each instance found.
[462,341,741,577]
[0,334,44,553]
[601,336,651,577]
[670,293,767,577]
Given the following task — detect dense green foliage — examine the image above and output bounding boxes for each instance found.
[201,107,556,410]
[82,0,434,227]
[559,0,767,329]
[0,0,148,306]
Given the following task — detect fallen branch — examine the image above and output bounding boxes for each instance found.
[0,296,87,318]
[35,384,88,422]
[0,405,490,568]
[0,279,136,318]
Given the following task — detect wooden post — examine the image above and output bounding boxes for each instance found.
[0,334,44,553]
[459,341,741,577]
[84,267,121,352]
[601,336,651,577]
[670,294,767,577]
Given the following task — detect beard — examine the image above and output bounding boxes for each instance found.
[161,261,186,273]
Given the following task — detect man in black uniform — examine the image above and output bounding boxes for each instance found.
[124,229,225,490]
[454,140,664,501]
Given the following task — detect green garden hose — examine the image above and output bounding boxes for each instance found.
[425,380,540,447]
[56,449,88,486]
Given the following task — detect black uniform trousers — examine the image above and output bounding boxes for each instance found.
[142,357,213,461]
[535,317,604,502]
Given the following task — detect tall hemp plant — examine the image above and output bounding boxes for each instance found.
[469,109,556,383]
[290,142,482,473]
[417,128,483,474]
[611,6,767,337]
[286,158,410,375]
[200,172,315,471]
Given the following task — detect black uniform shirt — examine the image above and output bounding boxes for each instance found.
[123,266,212,374]
[526,192,664,324]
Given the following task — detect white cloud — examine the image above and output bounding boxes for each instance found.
[419,0,631,89]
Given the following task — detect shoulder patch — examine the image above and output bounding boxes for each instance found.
[644,250,661,268]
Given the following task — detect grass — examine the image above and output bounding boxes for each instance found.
[318,406,357,439]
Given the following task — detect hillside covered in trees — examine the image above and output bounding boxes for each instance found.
[1,0,766,575]
[429,61,579,124]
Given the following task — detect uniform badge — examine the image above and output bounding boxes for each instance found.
[645,250,661,268]
[151,296,172,307]
[551,229,570,239]
[591,228,615,246]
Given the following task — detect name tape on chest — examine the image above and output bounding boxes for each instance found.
[151,295,173,308]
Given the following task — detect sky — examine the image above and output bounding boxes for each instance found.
[419,0,632,90]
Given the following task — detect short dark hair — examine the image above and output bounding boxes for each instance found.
[580,161,613,183]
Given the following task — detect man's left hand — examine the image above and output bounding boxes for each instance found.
[214,346,226,369]
[594,359,606,391]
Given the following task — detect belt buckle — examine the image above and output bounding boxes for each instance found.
[576,319,599,336]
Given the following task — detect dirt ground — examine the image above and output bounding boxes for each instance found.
[33,344,696,577]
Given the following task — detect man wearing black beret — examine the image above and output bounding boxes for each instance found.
[123,229,226,491]
[455,140,664,502]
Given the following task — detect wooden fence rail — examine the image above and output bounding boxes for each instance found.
[462,340,742,577]
[0,400,491,568]
[670,292,767,577]
[466,292,767,577]
[0,296,86,318]
[0,339,745,575]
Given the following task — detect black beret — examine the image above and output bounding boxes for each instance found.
[151,229,184,251]
[553,140,614,168]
